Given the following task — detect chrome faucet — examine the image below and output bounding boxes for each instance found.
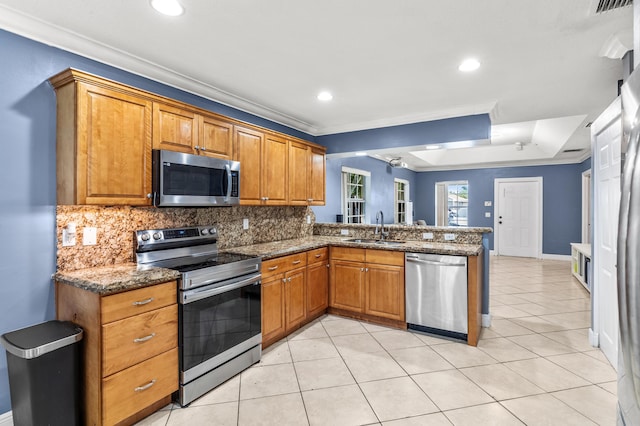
[375,210,389,240]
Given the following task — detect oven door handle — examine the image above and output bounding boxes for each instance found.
[181,275,261,304]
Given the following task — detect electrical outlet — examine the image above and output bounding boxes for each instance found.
[484,201,492,207]
[306,215,311,224]
[444,233,456,241]
[243,218,249,230]
[422,232,433,240]
[485,212,491,218]
[62,222,76,247]
[83,227,97,245]
[340,229,349,236]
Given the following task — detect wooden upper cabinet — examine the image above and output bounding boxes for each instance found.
[152,103,198,154]
[288,141,309,205]
[263,134,288,205]
[234,125,264,205]
[309,147,326,205]
[50,69,153,206]
[199,114,234,160]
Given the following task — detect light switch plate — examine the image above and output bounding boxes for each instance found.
[340,229,349,236]
[485,212,491,218]
[306,215,311,224]
[83,227,97,246]
[444,233,456,241]
[422,232,433,239]
[484,201,492,207]
[243,218,249,230]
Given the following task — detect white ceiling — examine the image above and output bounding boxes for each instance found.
[0,0,633,170]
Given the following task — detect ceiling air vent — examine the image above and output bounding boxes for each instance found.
[563,148,584,153]
[596,0,632,13]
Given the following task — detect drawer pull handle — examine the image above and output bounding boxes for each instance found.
[132,297,154,306]
[134,379,156,392]
[292,260,301,265]
[315,254,322,258]
[133,332,156,343]
[268,266,278,271]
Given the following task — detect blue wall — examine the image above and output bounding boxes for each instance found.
[312,156,417,224]
[0,29,314,415]
[413,163,585,255]
[317,114,491,154]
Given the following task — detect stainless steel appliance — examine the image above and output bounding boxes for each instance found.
[151,149,240,207]
[618,68,640,425]
[135,225,261,406]
[405,253,468,340]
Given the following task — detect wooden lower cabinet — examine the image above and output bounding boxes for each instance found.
[329,247,405,327]
[306,249,329,319]
[55,280,179,426]
[261,274,286,345]
[285,267,306,332]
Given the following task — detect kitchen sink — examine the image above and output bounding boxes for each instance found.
[343,238,405,245]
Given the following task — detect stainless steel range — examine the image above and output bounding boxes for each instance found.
[135,225,261,407]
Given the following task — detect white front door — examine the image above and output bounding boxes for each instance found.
[495,178,542,258]
[592,99,621,368]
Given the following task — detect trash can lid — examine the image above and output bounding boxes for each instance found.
[1,320,83,359]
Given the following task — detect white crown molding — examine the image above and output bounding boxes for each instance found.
[406,155,590,172]
[315,101,497,136]
[0,5,318,136]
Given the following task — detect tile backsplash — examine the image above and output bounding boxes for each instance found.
[57,205,314,271]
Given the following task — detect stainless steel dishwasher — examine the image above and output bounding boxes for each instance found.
[405,253,468,340]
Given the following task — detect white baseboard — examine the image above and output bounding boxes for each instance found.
[542,253,572,261]
[589,328,599,347]
[490,250,496,256]
[481,314,492,328]
[0,411,13,426]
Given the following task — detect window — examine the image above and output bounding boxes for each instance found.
[435,181,468,226]
[394,178,410,224]
[342,167,370,223]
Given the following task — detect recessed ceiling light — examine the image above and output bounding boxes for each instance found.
[425,145,441,150]
[355,152,367,156]
[150,0,184,16]
[458,58,480,72]
[317,91,333,101]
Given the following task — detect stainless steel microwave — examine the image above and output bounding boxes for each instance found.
[152,150,240,207]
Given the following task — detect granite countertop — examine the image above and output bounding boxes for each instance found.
[224,236,483,259]
[54,263,180,295]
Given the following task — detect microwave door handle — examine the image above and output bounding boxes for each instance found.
[225,163,231,203]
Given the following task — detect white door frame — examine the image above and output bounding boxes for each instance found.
[581,169,592,244]
[493,177,543,258]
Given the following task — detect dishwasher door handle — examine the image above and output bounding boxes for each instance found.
[406,257,466,267]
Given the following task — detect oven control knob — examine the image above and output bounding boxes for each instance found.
[152,232,162,240]
[209,227,217,235]
[201,228,209,235]
[141,233,150,242]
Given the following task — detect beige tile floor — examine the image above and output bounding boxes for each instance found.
[137,256,617,426]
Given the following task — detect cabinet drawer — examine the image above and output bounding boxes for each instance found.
[263,253,307,278]
[102,348,178,426]
[331,246,365,262]
[102,304,178,376]
[366,249,405,266]
[101,281,176,323]
[307,247,328,264]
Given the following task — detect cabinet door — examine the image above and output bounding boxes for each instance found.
[285,268,306,332]
[263,134,288,205]
[330,260,364,312]
[307,261,329,319]
[288,141,309,205]
[152,103,198,154]
[261,274,285,345]
[365,264,405,321]
[199,114,233,160]
[77,83,152,205]
[309,148,326,205]
[235,126,264,205]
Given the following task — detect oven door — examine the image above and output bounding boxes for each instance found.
[179,273,261,384]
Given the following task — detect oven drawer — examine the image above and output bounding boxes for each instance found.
[307,247,328,264]
[102,304,178,376]
[102,281,177,323]
[102,348,178,426]
[262,253,307,278]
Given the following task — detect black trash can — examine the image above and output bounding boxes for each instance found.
[1,320,83,426]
